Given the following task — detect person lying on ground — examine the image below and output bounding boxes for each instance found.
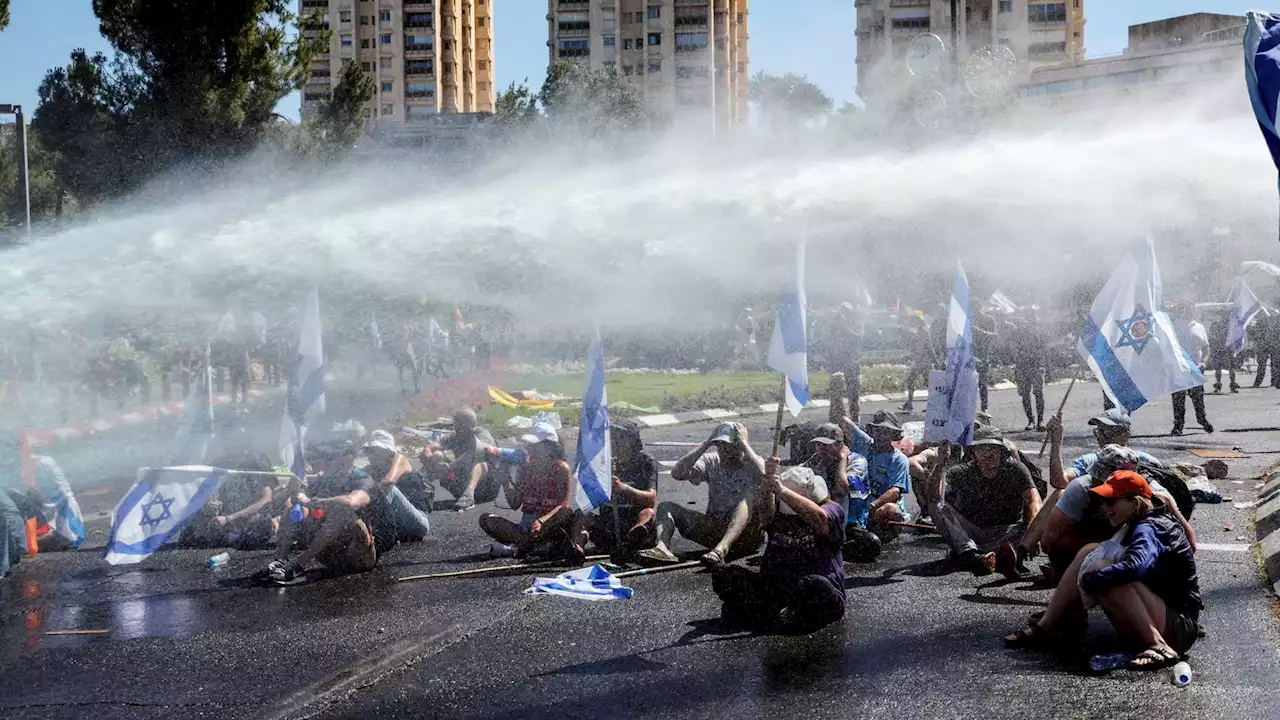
[640,421,765,567]
[837,410,911,543]
[926,426,1042,579]
[584,419,658,560]
[263,459,398,586]
[178,449,279,549]
[1032,419,1194,584]
[711,461,846,634]
[419,408,498,511]
[358,430,432,541]
[478,422,587,563]
[1004,470,1201,670]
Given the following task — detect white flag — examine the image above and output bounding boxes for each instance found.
[766,242,809,417]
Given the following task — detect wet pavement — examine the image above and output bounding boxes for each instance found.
[5,379,1280,719]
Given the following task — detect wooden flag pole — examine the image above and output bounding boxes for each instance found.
[397,555,610,582]
[612,560,703,579]
[1038,376,1078,457]
[770,374,788,458]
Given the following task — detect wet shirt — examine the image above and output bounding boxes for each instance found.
[1079,508,1201,618]
[1175,320,1210,366]
[762,500,846,593]
[692,451,761,519]
[1056,474,1169,523]
[604,453,659,525]
[1068,451,1162,479]
[521,460,571,517]
[347,471,397,554]
[848,425,910,508]
[944,459,1034,528]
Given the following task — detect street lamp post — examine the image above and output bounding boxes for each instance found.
[0,104,31,242]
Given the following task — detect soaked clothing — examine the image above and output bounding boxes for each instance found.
[520,460,572,518]
[1079,508,1202,620]
[943,459,1034,528]
[346,472,397,554]
[848,425,910,512]
[691,451,761,519]
[762,501,846,591]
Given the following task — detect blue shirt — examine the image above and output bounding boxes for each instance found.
[1068,450,1162,479]
[848,425,910,509]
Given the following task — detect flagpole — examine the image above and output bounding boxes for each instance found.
[1038,376,1077,457]
[770,373,787,457]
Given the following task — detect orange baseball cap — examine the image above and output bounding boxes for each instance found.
[1089,469,1153,499]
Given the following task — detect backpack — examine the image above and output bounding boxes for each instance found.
[1141,462,1195,520]
[779,422,823,465]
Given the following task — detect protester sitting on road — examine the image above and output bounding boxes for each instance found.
[837,410,911,542]
[1036,442,1196,585]
[356,430,432,541]
[584,419,658,559]
[262,453,399,586]
[1004,470,1201,669]
[419,408,498,511]
[926,426,1042,578]
[711,461,846,634]
[178,449,279,549]
[641,422,765,567]
[478,422,587,563]
[805,422,878,562]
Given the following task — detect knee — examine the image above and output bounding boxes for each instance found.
[478,513,499,534]
[635,507,656,525]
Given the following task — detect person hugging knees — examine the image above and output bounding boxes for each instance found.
[478,422,588,564]
[711,459,846,634]
[1005,470,1201,670]
[640,422,765,567]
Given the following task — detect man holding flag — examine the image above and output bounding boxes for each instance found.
[1224,278,1263,395]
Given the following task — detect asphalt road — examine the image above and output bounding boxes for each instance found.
[4,379,1280,720]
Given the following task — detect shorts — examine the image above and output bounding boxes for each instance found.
[1165,607,1198,655]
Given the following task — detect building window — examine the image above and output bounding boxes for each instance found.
[380,33,392,44]
[340,9,352,23]
[361,38,370,48]
[648,61,661,73]
[310,68,331,78]
[1028,3,1067,24]
[382,104,393,115]
[623,64,634,75]
[444,40,452,50]
[648,7,660,20]
[559,39,590,57]
[405,33,432,50]
[1073,30,1080,37]
[381,57,392,68]
[361,15,370,25]
[1073,0,1079,6]
[891,17,930,30]
[648,32,661,46]
[379,10,391,22]
[361,61,372,71]
[478,60,487,69]
[624,38,633,49]
[737,12,744,24]
[635,11,643,23]
[675,32,708,51]
[604,35,616,47]
[340,34,353,46]
[381,81,394,92]
[478,18,485,27]
[1028,40,1068,55]
[998,0,1012,12]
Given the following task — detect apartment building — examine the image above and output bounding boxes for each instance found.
[299,0,495,129]
[855,0,1085,98]
[546,0,749,131]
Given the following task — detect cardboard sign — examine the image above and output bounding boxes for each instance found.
[923,369,979,444]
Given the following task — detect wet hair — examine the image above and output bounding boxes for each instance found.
[610,419,644,459]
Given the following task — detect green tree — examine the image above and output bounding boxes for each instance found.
[493,81,540,126]
[0,0,10,32]
[309,59,375,156]
[750,71,833,124]
[539,61,644,135]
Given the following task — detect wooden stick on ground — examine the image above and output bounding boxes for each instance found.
[1038,377,1078,457]
[45,629,111,636]
[397,555,609,583]
[612,560,704,579]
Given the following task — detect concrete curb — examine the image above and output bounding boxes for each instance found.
[26,388,273,448]
[1254,467,1280,596]
[631,379,1051,429]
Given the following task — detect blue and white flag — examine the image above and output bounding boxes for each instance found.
[1227,278,1263,355]
[525,564,633,601]
[573,327,611,511]
[104,466,226,565]
[279,289,326,478]
[174,342,214,464]
[1077,239,1205,413]
[944,262,979,445]
[767,242,809,417]
[1246,11,1280,188]
[35,456,84,549]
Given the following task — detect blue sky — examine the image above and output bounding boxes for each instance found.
[0,1,1260,120]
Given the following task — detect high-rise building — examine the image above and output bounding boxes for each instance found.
[546,0,749,131]
[855,0,1085,99]
[300,0,495,129]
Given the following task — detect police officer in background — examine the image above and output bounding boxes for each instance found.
[1253,307,1280,389]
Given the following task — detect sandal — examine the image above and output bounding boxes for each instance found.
[1127,645,1180,671]
[637,546,681,565]
[700,549,725,567]
[1004,623,1052,649]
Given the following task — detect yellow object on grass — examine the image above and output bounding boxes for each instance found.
[487,386,556,410]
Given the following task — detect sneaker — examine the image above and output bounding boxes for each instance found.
[453,494,475,511]
[1170,427,1183,436]
[489,542,518,559]
[900,402,914,411]
[965,550,995,577]
[1201,422,1215,433]
[271,560,308,586]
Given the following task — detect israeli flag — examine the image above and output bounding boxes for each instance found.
[573,327,611,511]
[944,262,979,445]
[279,289,326,477]
[1077,239,1205,413]
[174,342,214,464]
[1246,11,1280,188]
[35,456,84,549]
[526,565,634,601]
[1227,278,1263,355]
[104,466,226,565]
[767,242,809,417]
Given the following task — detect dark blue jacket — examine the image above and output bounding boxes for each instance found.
[1079,507,1202,619]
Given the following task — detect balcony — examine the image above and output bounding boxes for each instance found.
[404,2,432,10]
[404,43,434,56]
[405,91,436,99]
[301,0,329,7]
[557,0,588,8]
[558,47,590,58]
[675,16,708,27]
[675,44,709,53]
[404,19,433,28]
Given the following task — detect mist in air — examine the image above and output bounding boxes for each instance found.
[2,76,1274,334]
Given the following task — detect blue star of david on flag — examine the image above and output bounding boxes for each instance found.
[1114,304,1154,354]
[139,494,174,528]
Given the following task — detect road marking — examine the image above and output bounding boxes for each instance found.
[1197,542,1251,553]
[703,408,738,419]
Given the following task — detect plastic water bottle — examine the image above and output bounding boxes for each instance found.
[288,503,305,523]
[1089,652,1131,674]
[208,552,230,568]
[1171,661,1192,686]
